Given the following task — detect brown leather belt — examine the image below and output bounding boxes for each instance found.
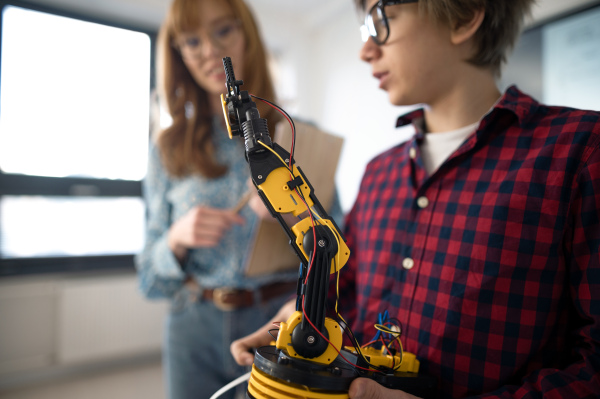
[198,281,297,311]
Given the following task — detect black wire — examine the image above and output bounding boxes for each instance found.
[333,265,394,374]
[268,329,279,341]
[335,313,391,374]
[250,94,296,161]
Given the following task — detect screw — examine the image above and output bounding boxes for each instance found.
[318,240,326,247]
[257,175,263,180]
[307,336,315,344]
[278,356,289,365]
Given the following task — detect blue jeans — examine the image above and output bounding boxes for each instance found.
[163,286,291,399]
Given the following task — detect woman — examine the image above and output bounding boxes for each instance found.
[135,0,298,398]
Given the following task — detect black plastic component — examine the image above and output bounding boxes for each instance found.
[290,324,329,359]
[242,116,270,153]
[301,225,337,334]
[253,346,356,392]
[223,57,236,85]
[287,175,304,190]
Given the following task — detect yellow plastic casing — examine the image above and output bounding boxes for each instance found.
[256,165,314,217]
[220,93,233,139]
[276,311,343,365]
[343,346,420,373]
[248,365,349,399]
[291,218,350,274]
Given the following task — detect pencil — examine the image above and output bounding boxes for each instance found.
[232,190,252,213]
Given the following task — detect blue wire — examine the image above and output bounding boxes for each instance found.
[371,310,390,342]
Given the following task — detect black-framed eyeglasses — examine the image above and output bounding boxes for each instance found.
[360,0,418,45]
[173,19,242,59]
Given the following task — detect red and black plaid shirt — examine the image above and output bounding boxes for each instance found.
[332,86,600,398]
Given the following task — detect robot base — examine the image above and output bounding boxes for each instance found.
[246,346,437,399]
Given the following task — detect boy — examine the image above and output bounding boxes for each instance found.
[232,1,600,397]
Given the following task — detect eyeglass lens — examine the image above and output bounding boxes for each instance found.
[177,19,240,59]
[363,3,388,44]
[362,1,419,44]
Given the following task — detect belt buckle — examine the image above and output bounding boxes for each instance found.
[212,287,238,311]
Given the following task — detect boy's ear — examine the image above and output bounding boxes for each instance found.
[450,8,485,45]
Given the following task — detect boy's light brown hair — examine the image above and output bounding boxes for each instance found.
[357,0,536,76]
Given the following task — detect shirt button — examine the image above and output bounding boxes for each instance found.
[417,196,429,209]
[402,258,415,270]
[409,147,417,159]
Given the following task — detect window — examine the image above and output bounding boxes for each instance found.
[0,1,154,275]
[500,4,600,111]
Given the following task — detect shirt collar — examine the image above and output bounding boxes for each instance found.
[493,85,540,123]
[395,85,539,132]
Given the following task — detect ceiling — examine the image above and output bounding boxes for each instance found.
[22,0,600,32]
[21,0,348,31]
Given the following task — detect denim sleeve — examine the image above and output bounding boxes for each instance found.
[134,144,186,299]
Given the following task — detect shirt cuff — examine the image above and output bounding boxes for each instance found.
[152,234,187,279]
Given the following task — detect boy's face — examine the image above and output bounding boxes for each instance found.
[360,0,459,107]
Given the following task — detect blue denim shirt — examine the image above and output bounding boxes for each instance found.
[135,120,343,299]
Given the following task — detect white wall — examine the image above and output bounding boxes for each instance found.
[302,6,416,213]
[0,274,167,390]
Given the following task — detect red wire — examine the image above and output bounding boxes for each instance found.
[300,296,377,373]
[362,339,378,347]
[252,96,295,168]
[294,182,377,374]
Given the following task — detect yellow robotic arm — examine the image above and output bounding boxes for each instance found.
[221,56,349,365]
[220,57,435,399]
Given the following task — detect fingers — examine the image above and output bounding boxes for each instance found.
[349,378,417,399]
[169,205,246,252]
[231,324,275,366]
[349,378,378,399]
[231,300,296,366]
[231,333,262,366]
[189,207,244,246]
[195,206,244,226]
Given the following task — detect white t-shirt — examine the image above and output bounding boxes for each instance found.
[420,121,479,175]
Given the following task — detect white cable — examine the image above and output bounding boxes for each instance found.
[209,371,252,399]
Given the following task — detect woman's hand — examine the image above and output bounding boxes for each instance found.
[349,378,420,399]
[167,205,245,260]
[246,178,272,220]
[230,299,296,366]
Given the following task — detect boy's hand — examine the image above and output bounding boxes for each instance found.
[349,378,420,399]
[230,299,296,366]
